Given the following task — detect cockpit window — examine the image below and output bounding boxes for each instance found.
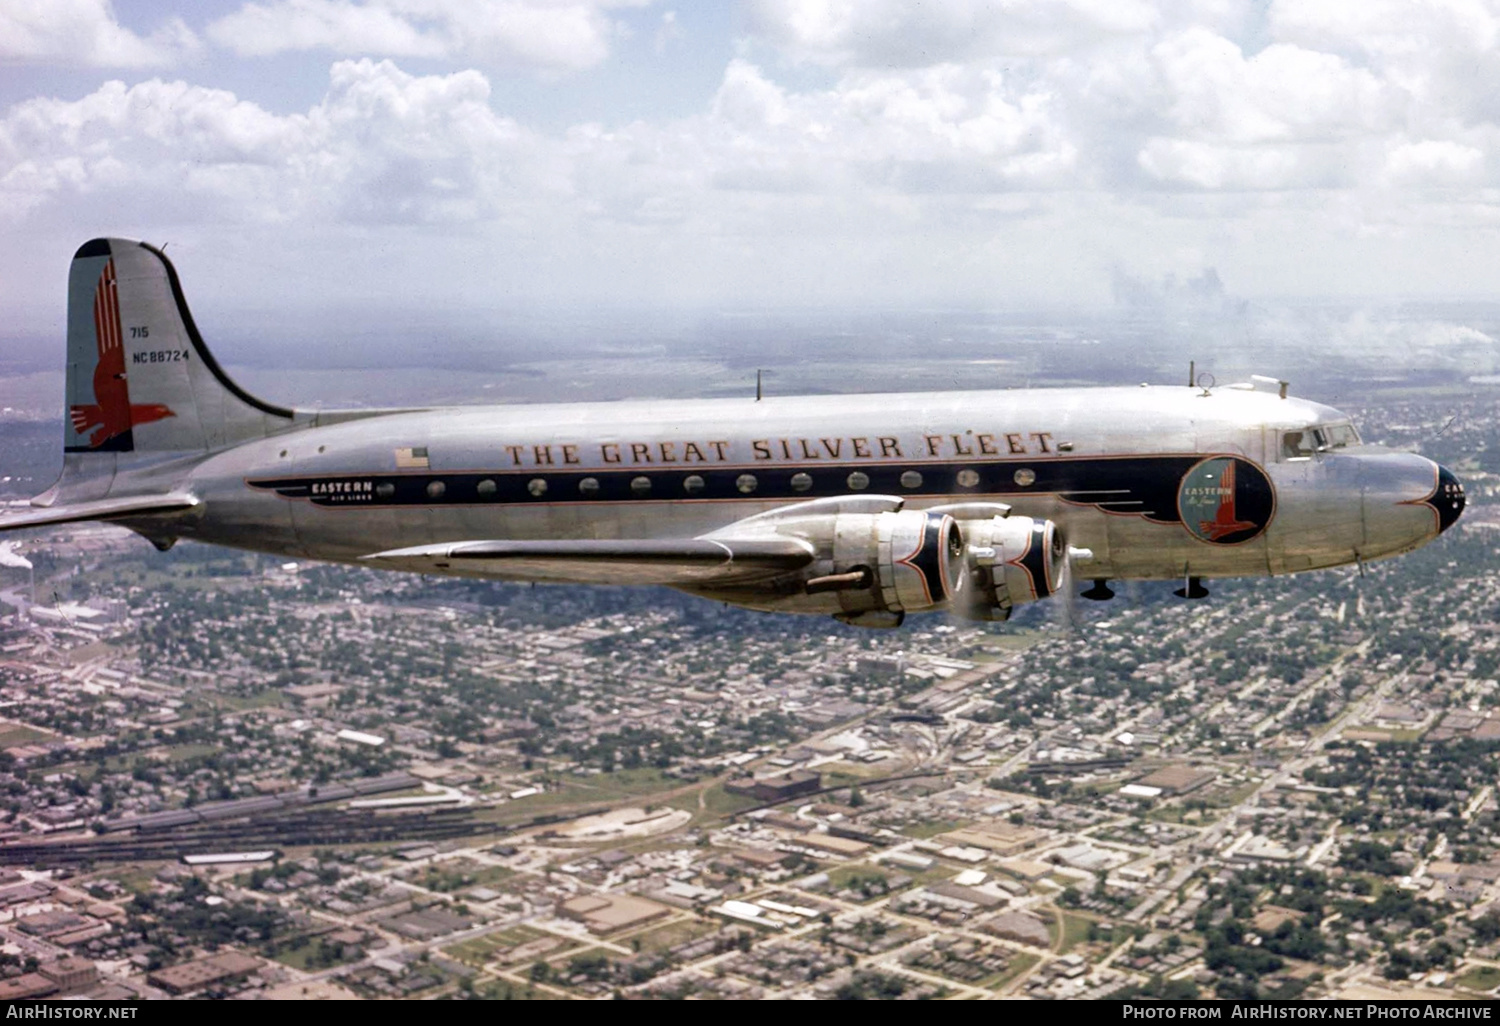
[1282,430,1316,459]
[1282,422,1361,460]
[1323,423,1360,449]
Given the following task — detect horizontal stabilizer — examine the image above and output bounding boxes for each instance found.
[363,537,815,586]
[0,494,199,532]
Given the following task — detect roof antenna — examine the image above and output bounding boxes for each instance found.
[1189,360,1195,388]
[756,369,762,402]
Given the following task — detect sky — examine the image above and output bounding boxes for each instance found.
[6,0,1500,339]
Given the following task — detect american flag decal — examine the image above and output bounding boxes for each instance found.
[395,446,429,469]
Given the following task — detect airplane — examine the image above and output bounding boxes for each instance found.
[0,237,1467,628]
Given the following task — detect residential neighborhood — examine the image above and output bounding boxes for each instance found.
[0,388,1499,1000]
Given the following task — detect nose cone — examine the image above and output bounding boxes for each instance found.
[1432,465,1466,533]
[1350,451,1464,561]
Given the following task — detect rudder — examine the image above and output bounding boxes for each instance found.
[65,238,293,455]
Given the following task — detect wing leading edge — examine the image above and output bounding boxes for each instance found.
[361,537,816,586]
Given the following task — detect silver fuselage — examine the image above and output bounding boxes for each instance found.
[127,384,1455,586]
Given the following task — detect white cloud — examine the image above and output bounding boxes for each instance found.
[1384,138,1486,186]
[0,60,549,224]
[1152,30,1393,145]
[1269,0,1500,61]
[0,0,199,68]
[747,0,1159,66]
[206,0,648,70]
[12,2,1500,310]
[704,60,1076,195]
[206,0,444,60]
[654,9,684,55]
[0,54,1082,231]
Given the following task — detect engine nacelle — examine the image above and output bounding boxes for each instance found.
[694,497,975,626]
[954,514,1065,621]
[793,508,968,623]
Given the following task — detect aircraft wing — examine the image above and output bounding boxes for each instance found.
[0,494,200,532]
[361,537,816,586]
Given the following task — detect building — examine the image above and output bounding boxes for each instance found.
[0,974,58,1000]
[39,957,98,992]
[1134,764,1217,796]
[725,770,822,802]
[939,822,1048,856]
[283,683,343,707]
[983,911,1052,948]
[148,952,262,995]
[733,849,796,871]
[793,832,870,858]
[559,893,670,934]
[924,881,1006,910]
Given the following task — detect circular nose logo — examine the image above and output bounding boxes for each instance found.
[1177,456,1275,545]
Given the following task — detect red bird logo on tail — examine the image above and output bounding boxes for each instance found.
[68,258,175,449]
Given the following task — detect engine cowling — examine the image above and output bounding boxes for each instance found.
[790,508,969,624]
[954,514,1065,621]
[694,497,982,627]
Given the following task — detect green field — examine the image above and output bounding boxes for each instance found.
[826,860,950,897]
[493,767,686,823]
[1455,966,1500,993]
[211,690,286,712]
[269,936,359,971]
[620,916,719,954]
[987,952,1041,991]
[826,864,895,901]
[474,978,549,1000]
[407,859,515,893]
[664,781,759,819]
[903,818,968,839]
[165,742,221,763]
[443,934,515,968]
[0,723,53,748]
[1058,910,1098,953]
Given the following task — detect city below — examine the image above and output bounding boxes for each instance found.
[0,384,1497,1001]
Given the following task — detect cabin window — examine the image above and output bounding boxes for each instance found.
[682,475,705,495]
[736,474,758,494]
[630,476,652,495]
[426,481,446,499]
[900,470,923,489]
[376,483,395,499]
[790,472,813,492]
[1013,468,1036,487]
[579,477,600,496]
[956,468,980,488]
[847,471,870,490]
[476,479,497,496]
[527,478,547,497]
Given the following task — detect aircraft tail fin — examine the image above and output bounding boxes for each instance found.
[64,238,295,456]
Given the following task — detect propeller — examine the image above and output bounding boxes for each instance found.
[1053,542,1100,634]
